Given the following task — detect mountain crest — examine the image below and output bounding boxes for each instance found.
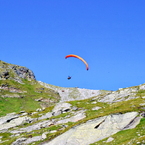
[0,60,35,83]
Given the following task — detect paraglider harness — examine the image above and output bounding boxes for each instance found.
[67,76,71,80]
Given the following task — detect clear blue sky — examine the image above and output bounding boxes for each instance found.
[0,0,145,91]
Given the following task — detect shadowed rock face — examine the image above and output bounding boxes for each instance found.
[12,66,36,80]
[0,60,36,81]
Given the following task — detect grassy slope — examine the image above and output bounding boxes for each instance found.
[0,86,145,144]
[33,89,145,145]
[0,79,60,117]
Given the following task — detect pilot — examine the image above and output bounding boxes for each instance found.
[67,76,71,80]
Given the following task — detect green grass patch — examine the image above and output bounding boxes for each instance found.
[0,79,60,117]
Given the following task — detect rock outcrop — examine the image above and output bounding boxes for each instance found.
[38,81,105,102]
[0,112,33,132]
[42,112,140,145]
[0,60,36,82]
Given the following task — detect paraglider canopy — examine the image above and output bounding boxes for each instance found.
[65,54,89,70]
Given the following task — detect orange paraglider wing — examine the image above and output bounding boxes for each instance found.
[65,54,89,70]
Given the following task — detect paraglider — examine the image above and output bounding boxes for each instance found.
[65,54,89,80]
[65,54,89,70]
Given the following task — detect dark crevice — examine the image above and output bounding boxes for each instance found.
[122,116,138,130]
[94,119,105,129]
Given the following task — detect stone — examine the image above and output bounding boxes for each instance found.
[50,130,57,133]
[91,101,97,104]
[0,71,9,79]
[56,110,86,125]
[0,116,33,131]
[72,106,78,111]
[42,112,139,145]
[140,112,145,117]
[42,133,47,139]
[140,103,145,106]
[21,113,28,116]
[36,108,42,112]
[35,97,43,101]
[106,137,114,142]
[52,103,72,113]
[38,112,52,120]
[12,137,27,145]
[139,85,145,90]
[92,106,101,110]
[52,110,62,116]
[14,67,36,80]
[12,120,54,133]
[0,113,19,125]
[52,102,72,116]
[22,136,42,144]
[98,88,137,103]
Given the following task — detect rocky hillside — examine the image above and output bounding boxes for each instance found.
[0,60,35,83]
[0,60,145,145]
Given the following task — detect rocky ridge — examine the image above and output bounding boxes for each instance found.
[0,60,35,83]
[38,81,104,102]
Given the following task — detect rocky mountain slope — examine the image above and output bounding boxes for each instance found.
[0,60,145,145]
